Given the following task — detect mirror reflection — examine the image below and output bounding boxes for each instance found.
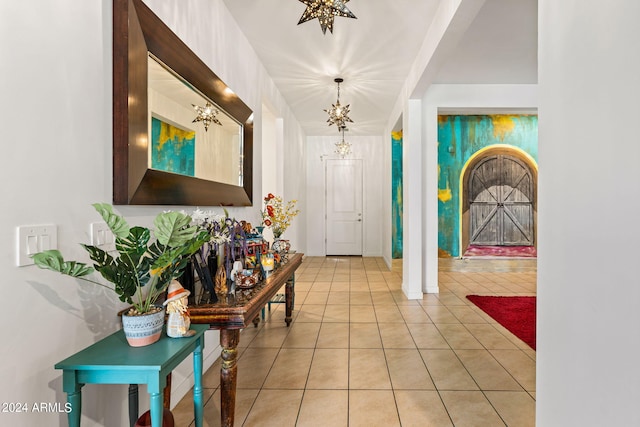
[148,56,244,187]
[113,0,253,206]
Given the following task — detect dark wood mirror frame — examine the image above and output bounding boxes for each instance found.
[113,0,253,206]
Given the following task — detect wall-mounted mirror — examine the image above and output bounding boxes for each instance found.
[113,0,253,206]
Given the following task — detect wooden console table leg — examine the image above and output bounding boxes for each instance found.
[163,373,172,409]
[220,329,240,427]
[128,384,138,427]
[285,273,295,326]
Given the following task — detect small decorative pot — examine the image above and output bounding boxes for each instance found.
[122,307,165,347]
[272,238,291,254]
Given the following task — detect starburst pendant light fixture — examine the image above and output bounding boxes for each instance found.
[324,78,354,129]
[192,102,222,131]
[335,126,352,158]
[297,0,357,35]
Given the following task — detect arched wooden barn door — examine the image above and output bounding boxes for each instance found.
[469,154,534,246]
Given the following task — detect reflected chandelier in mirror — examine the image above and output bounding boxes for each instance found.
[113,0,253,206]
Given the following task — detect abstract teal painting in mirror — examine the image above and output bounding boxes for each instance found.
[151,117,196,177]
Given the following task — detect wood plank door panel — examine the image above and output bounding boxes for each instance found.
[470,199,500,245]
[469,154,534,246]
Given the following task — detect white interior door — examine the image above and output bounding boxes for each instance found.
[326,159,363,255]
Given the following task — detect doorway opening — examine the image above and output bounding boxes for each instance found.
[460,146,538,258]
[325,159,363,256]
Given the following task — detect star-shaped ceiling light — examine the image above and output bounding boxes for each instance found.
[335,127,352,158]
[324,78,354,128]
[192,102,222,131]
[297,0,357,35]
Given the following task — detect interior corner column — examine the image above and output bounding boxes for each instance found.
[424,105,439,293]
[401,99,424,299]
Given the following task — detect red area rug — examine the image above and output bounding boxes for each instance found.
[466,295,536,350]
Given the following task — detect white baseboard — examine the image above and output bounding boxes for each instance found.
[401,283,424,300]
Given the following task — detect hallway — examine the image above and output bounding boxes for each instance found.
[173,256,536,426]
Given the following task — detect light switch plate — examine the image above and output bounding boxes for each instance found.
[91,222,115,251]
[16,224,57,266]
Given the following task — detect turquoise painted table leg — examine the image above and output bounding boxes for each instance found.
[62,370,82,427]
[193,336,204,427]
[66,390,81,427]
[149,392,163,427]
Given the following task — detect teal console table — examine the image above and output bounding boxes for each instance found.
[55,323,208,427]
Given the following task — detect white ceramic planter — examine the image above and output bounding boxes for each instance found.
[122,307,165,347]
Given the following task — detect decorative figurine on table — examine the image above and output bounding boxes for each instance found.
[214,263,227,297]
[245,254,257,269]
[164,280,195,338]
[240,220,253,235]
[229,257,244,294]
[230,258,244,281]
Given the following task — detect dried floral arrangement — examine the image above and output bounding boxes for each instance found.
[261,193,300,238]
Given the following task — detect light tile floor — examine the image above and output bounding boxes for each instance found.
[173,256,536,426]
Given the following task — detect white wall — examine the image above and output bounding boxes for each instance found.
[306,135,384,257]
[261,105,278,196]
[281,117,307,253]
[0,1,305,425]
[537,1,640,425]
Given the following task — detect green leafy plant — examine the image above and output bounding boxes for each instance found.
[32,203,210,314]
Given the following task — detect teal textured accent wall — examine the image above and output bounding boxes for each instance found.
[392,131,403,259]
[438,115,538,257]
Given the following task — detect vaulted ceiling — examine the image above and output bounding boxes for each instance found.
[222,0,537,136]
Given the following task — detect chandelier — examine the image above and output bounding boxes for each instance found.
[192,102,222,131]
[324,78,353,129]
[334,126,352,158]
[297,0,357,35]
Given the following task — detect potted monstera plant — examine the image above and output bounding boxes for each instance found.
[32,203,209,347]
